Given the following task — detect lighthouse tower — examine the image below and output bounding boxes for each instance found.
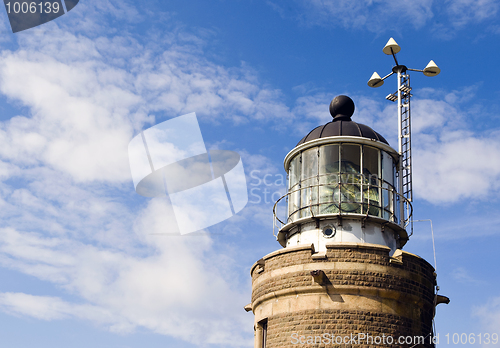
[247,95,444,348]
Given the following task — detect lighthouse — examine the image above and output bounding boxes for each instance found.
[278,95,406,254]
[247,94,448,347]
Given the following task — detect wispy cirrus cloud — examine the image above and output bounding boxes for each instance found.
[269,0,433,31]
[473,297,500,346]
[0,198,252,345]
[445,0,499,28]
[0,22,293,184]
[0,1,294,346]
[269,0,500,36]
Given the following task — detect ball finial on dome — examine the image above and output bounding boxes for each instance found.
[329,95,355,121]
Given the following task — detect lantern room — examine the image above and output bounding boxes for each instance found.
[273,95,411,254]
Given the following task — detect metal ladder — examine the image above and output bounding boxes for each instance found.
[399,74,412,202]
[387,72,413,233]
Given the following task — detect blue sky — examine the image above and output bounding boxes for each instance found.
[0,0,500,347]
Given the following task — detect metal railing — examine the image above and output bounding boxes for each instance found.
[273,174,413,239]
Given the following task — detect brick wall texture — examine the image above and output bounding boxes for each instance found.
[250,243,436,348]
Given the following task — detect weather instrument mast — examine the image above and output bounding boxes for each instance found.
[367,37,440,234]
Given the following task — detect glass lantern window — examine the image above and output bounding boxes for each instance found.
[286,143,397,224]
[339,144,361,213]
[382,151,394,186]
[340,144,361,176]
[288,155,301,222]
[301,148,318,180]
[319,145,340,215]
[363,146,379,182]
[300,148,318,217]
[362,146,381,217]
[381,151,396,222]
[289,156,300,190]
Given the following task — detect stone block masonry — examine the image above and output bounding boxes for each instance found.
[250,243,436,348]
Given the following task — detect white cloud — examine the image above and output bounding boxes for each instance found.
[445,0,499,28]
[0,292,121,323]
[413,131,500,203]
[0,40,146,183]
[0,4,296,346]
[473,298,500,347]
[270,0,434,31]
[0,24,293,185]
[0,197,253,346]
[410,90,500,204]
[452,267,484,284]
[293,94,331,124]
[270,0,500,35]
[134,49,292,124]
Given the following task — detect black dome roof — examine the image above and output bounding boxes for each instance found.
[297,120,389,146]
[297,95,389,146]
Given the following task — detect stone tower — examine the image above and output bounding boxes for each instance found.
[246,96,448,348]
